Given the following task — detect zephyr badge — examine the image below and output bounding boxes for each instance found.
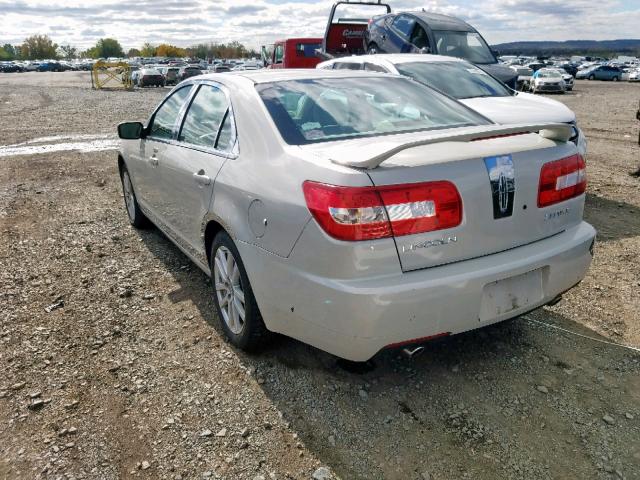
[484,155,515,219]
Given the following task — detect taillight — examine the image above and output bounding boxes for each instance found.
[537,154,586,208]
[302,181,462,241]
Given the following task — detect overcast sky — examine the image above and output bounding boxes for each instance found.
[1,0,639,50]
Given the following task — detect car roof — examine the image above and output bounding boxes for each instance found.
[404,11,475,32]
[196,68,395,85]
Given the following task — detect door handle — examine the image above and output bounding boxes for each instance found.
[193,170,211,186]
[148,147,159,166]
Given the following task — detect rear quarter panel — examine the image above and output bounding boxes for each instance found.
[209,82,371,259]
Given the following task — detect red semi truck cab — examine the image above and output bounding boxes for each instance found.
[262,38,323,69]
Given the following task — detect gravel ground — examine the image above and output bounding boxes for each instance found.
[1,71,639,480]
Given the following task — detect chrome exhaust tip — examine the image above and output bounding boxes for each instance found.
[402,346,425,359]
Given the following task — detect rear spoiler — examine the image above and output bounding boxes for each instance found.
[330,123,573,169]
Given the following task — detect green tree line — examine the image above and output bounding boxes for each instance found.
[0,35,259,61]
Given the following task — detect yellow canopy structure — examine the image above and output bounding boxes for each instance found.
[91,60,133,90]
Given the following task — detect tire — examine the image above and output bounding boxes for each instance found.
[210,231,270,351]
[120,166,150,228]
[588,75,595,80]
[367,43,379,54]
[612,76,619,82]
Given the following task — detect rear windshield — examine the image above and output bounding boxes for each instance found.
[395,61,512,99]
[257,77,489,145]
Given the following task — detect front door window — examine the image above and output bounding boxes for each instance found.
[148,86,193,140]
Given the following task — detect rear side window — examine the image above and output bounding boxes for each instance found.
[364,63,389,73]
[149,86,192,140]
[392,15,415,38]
[334,62,362,70]
[179,85,229,149]
[215,112,236,152]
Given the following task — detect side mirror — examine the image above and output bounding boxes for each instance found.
[118,121,144,140]
[492,49,500,58]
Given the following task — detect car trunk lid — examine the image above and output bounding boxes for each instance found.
[301,124,585,272]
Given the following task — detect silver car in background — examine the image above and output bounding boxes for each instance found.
[531,68,566,94]
[117,70,595,361]
[317,54,586,157]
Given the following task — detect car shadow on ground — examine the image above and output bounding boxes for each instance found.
[584,193,640,241]
[137,225,537,368]
[136,225,640,480]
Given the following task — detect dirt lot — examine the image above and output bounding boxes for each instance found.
[1,71,639,480]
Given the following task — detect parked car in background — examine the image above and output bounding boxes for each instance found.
[530,69,566,94]
[576,65,623,81]
[547,68,574,90]
[159,66,179,85]
[318,54,585,156]
[559,63,579,77]
[508,64,533,77]
[629,69,640,82]
[37,61,64,72]
[76,60,94,71]
[364,11,518,88]
[116,69,595,361]
[58,61,76,71]
[210,64,231,73]
[135,68,165,87]
[232,64,260,71]
[22,61,40,72]
[177,66,202,82]
[527,62,547,73]
[506,63,533,90]
[0,61,22,72]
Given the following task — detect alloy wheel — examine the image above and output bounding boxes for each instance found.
[213,246,246,335]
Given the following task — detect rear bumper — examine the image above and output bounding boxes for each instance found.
[240,221,596,361]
